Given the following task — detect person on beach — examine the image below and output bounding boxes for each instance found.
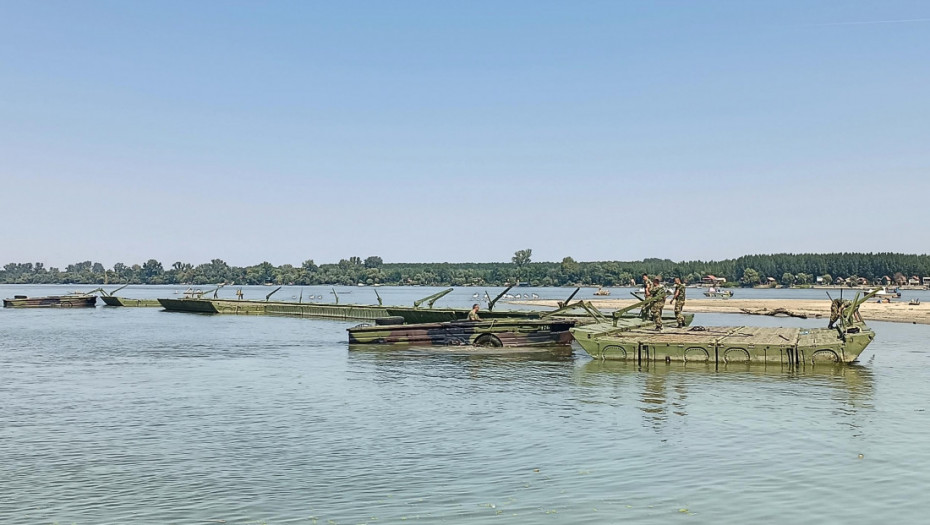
[650,277,667,330]
[468,303,482,321]
[670,276,686,327]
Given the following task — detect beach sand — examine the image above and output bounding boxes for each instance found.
[514,298,930,325]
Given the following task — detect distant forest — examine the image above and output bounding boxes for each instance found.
[3,251,930,288]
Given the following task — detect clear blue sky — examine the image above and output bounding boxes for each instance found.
[2,1,928,268]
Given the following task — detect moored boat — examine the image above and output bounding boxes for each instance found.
[571,290,879,365]
[100,296,162,307]
[703,289,734,298]
[158,297,392,320]
[347,318,577,347]
[94,284,161,307]
[3,294,97,308]
[871,287,901,301]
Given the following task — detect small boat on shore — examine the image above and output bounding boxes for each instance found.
[3,294,97,308]
[872,287,901,302]
[571,290,879,365]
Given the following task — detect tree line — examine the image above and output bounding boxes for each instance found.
[3,251,930,287]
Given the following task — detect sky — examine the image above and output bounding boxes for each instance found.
[2,1,928,268]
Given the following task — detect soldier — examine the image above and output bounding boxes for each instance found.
[650,277,667,330]
[828,298,850,329]
[468,303,482,321]
[640,273,653,321]
[669,276,686,327]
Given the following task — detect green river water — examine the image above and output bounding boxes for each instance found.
[2,285,929,524]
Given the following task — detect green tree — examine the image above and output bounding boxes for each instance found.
[512,249,532,268]
[512,249,532,284]
[141,259,164,283]
[740,268,760,287]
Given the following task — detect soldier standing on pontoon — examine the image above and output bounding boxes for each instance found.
[828,298,851,329]
[640,273,653,321]
[650,277,667,330]
[670,276,686,328]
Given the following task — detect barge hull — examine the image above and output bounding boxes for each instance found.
[3,296,97,308]
[571,325,876,365]
[158,298,390,321]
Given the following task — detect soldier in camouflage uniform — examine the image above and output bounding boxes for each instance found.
[468,303,482,321]
[828,299,851,329]
[650,277,667,330]
[640,273,653,321]
[670,276,686,327]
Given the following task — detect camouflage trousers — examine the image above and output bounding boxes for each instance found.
[651,301,665,329]
[674,299,685,327]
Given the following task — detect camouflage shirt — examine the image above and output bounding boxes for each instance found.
[650,283,666,299]
[673,283,686,303]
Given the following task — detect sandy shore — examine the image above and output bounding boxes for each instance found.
[513,298,930,325]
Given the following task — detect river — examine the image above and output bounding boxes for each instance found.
[2,285,928,524]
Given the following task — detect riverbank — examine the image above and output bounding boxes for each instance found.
[513,298,930,325]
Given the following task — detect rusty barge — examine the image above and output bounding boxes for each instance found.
[3,294,98,308]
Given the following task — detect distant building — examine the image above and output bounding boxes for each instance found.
[909,276,921,286]
[702,275,727,285]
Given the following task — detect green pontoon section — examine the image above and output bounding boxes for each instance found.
[156,287,695,325]
[572,325,874,364]
[158,298,391,321]
[93,285,161,307]
[348,318,577,347]
[100,296,161,307]
[3,294,98,308]
[571,290,879,365]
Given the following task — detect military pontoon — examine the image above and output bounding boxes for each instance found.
[156,286,689,324]
[347,318,577,347]
[571,291,878,365]
[349,296,688,348]
[3,293,97,308]
[97,285,161,307]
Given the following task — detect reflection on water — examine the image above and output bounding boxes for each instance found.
[576,358,875,435]
[347,343,574,360]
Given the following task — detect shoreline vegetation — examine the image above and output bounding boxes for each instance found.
[3,251,930,288]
